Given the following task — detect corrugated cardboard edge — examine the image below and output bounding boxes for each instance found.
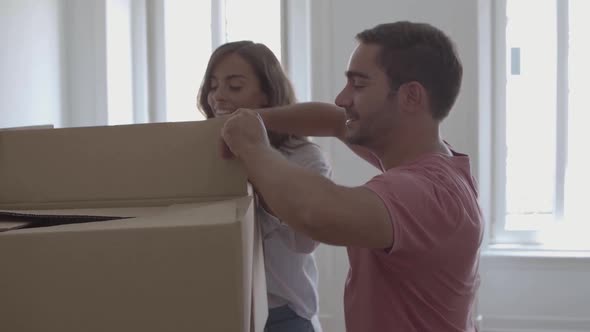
[0,195,247,214]
[251,203,268,332]
[235,194,268,332]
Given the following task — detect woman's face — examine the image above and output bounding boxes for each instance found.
[207,53,269,117]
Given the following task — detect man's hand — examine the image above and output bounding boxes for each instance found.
[220,108,271,159]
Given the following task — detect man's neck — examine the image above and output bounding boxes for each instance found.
[376,127,450,170]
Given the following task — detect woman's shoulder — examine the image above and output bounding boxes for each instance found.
[281,138,332,175]
[282,138,322,158]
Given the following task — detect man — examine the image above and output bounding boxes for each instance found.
[221,21,483,332]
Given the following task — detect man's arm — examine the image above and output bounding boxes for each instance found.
[221,110,393,248]
[242,146,392,248]
[257,102,384,170]
[257,102,347,140]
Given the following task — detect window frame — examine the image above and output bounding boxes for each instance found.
[105,0,293,124]
[491,0,579,246]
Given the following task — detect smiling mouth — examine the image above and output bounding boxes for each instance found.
[345,113,359,127]
[214,108,235,115]
[345,119,361,129]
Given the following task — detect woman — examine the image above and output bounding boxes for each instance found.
[198,41,330,332]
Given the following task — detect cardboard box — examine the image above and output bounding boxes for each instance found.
[0,118,267,332]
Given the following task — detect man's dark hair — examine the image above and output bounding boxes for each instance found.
[356,21,463,120]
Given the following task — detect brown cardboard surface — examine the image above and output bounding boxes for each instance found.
[0,117,246,209]
[0,119,267,332]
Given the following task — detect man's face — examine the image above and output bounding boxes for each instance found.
[335,43,399,148]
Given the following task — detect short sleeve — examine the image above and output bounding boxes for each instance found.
[363,169,462,255]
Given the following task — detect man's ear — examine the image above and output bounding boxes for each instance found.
[398,81,427,114]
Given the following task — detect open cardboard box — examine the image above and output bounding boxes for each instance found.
[0,118,267,332]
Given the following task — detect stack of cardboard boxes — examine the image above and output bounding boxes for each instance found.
[0,118,267,332]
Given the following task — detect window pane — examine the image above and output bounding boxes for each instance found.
[564,0,590,224]
[504,0,557,230]
[225,0,282,61]
[106,0,134,125]
[164,1,211,122]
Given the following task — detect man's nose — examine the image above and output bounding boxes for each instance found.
[335,85,351,108]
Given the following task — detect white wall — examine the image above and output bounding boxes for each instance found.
[480,254,590,332]
[326,0,480,160]
[0,0,63,128]
[307,1,590,332]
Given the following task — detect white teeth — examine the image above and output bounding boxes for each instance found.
[216,109,233,115]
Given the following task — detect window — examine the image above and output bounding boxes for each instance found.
[224,0,282,61]
[163,1,212,122]
[493,0,590,248]
[165,0,282,122]
[105,0,283,125]
[106,0,134,125]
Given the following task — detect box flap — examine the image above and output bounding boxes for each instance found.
[0,199,248,234]
[0,197,262,332]
[0,210,130,232]
[0,118,246,209]
[0,220,29,232]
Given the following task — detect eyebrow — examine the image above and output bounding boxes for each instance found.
[211,74,247,81]
[345,70,370,80]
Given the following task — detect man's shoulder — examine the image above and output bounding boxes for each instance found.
[366,154,474,195]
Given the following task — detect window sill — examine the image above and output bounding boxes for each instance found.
[483,243,590,259]
[491,223,590,255]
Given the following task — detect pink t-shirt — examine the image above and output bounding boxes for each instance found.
[344,150,483,332]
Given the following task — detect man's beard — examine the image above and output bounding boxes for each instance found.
[345,121,373,146]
